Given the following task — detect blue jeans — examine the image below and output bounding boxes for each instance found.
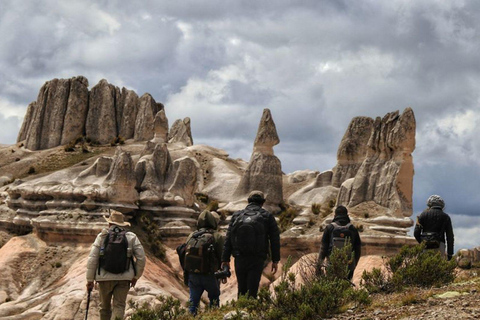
[188,273,220,315]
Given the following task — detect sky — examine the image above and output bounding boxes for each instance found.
[1,0,479,251]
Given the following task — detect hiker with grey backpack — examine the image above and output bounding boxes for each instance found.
[317,205,362,280]
[86,210,146,320]
[414,195,454,260]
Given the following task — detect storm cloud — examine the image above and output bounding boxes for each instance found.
[1,0,480,250]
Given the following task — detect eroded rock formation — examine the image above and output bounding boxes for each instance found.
[19,76,168,150]
[337,108,416,217]
[234,109,283,205]
[168,117,193,146]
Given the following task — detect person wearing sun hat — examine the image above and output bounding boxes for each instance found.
[86,210,146,320]
[414,195,454,260]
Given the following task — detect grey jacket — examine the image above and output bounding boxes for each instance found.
[86,226,146,282]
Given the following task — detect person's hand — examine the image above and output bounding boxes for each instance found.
[130,278,137,288]
[86,281,94,292]
[271,262,278,275]
[221,261,230,269]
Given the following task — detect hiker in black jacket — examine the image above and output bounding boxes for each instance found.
[318,205,361,280]
[221,190,281,298]
[414,195,454,260]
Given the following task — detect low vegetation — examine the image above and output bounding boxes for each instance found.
[361,243,457,293]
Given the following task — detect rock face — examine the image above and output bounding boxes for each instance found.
[337,108,416,217]
[19,76,169,150]
[235,109,283,206]
[168,118,193,146]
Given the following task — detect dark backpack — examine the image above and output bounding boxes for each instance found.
[329,222,353,253]
[421,232,440,249]
[99,226,130,274]
[231,209,266,256]
[184,229,217,274]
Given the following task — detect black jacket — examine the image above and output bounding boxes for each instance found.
[414,207,454,257]
[318,213,361,265]
[222,203,281,262]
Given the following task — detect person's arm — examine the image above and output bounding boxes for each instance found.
[268,213,281,265]
[85,232,104,290]
[413,216,423,243]
[132,235,146,281]
[351,226,362,265]
[319,225,332,262]
[445,216,454,260]
[215,233,225,269]
[221,214,235,265]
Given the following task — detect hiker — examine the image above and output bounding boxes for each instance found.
[181,210,225,315]
[318,205,361,280]
[86,210,146,320]
[221,190,281,298]
[414,195,454,260]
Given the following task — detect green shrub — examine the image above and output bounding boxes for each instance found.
[207,200,219,212]
[195,193,209,204]
[129,295,188,320]
[311,203,321,215]
[278,207,299,232]
[361,243,456,293]
[133,213,166,261]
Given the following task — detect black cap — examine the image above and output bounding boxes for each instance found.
[335,205,348,215]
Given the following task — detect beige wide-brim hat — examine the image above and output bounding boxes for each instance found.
[104,210,131,227]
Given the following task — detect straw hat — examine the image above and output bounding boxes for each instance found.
[104,210,131,227]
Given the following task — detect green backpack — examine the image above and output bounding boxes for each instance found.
[184,229,218,274]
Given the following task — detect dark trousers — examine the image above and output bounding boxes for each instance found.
[188,273,220,315]
[234,256,265,298]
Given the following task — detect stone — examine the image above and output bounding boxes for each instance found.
[331,116,374,187]
[337,108,416,217]
[25,78,71,150]
[152,110,169,143]
[253,108,280,155]
[165,156,200,206]
[60,76,89,145]
[103,148,138,204]
[85,79,118,144]
[234,109,283,206]
[17,101,36,142]
[134,93,160,141]
[168,118,193,146]
[118,88,139,140]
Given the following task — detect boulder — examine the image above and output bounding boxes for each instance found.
[118,88,139,140]
[103,148,138,204]
[152,110,169,143]
[168,118,193,146]
[17,101,36,142]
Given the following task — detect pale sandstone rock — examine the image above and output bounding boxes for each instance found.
[152,110,169,143]
[234,109,283,206]
[17,101,36,142]
[60,76,89,145]
[168,118,193,146]
[134,93,160,141]
[331,116,373,187]
[85,79,117,144]
[103,148,138,204]
[165,156,200,206]
[345,108,416,217]
[118,88,140,139]
[287,170,319,184]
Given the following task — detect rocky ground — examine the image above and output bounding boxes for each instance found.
[331,269,480,320]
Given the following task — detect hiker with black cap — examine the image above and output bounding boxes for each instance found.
[221,190,281,298]
[414,195,454,260]
[318,205,361,280]
[86,210,146,320]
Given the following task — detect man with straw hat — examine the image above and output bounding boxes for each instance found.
[86,210,146,320]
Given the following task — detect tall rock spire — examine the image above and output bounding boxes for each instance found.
[234,108,283,206]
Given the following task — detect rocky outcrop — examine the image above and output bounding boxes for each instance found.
[234,109,283,206]
[337,108,416,217]
[16,101,36,142]
[18,76,170,150]
[152,110,169,143]
[134,94,162,142]
[168,118,193,146]
[331,116,374,187]
[60,76,90,145]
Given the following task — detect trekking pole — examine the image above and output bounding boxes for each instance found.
[85,288,92,320]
